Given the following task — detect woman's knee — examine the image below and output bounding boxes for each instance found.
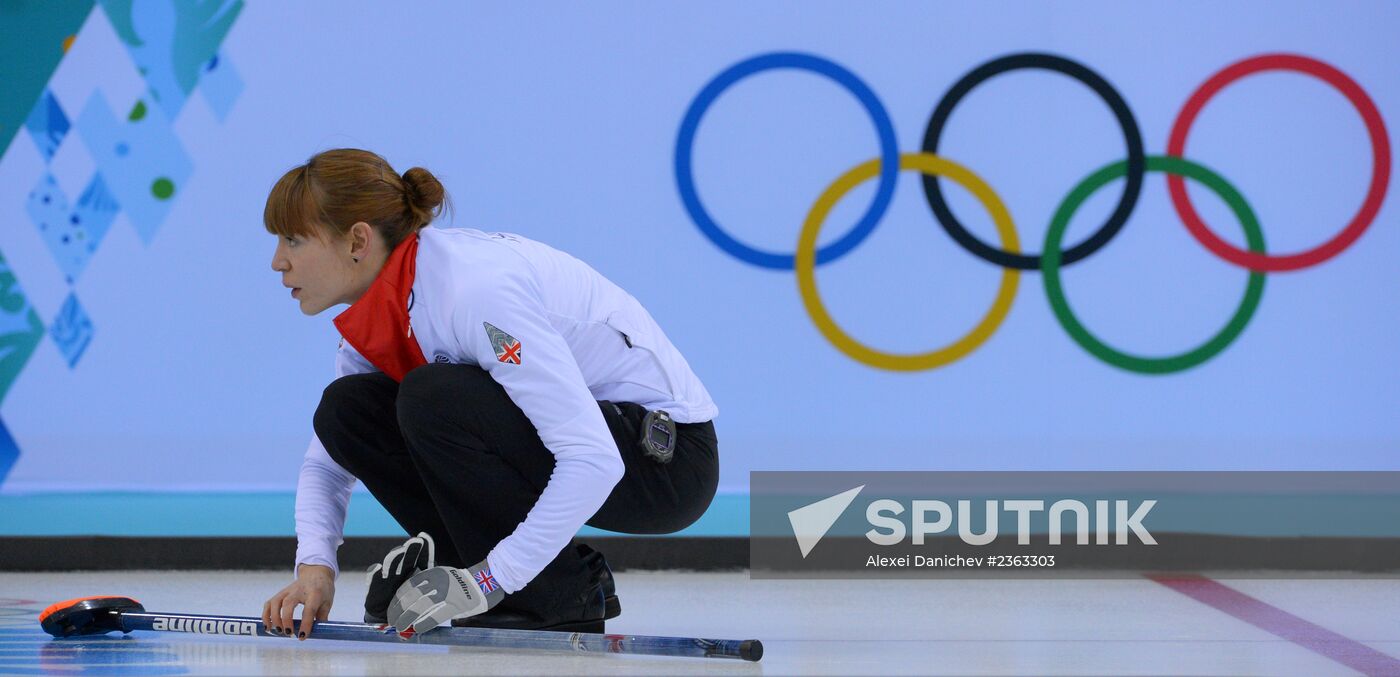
[664,469,720,533]
[314,373,393,439]
[593,455,720,535]
[313,372,398,468]
[656,436,721,532]
[396,363,497,438]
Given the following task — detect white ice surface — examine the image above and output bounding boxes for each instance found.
[1,570,1398,675]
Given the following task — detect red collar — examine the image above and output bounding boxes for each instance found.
[333,233,427,382]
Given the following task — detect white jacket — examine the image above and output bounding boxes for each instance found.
[294,226,717,592]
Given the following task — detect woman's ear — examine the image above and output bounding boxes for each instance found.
[348,221,374,260]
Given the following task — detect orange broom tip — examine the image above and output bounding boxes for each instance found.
[40,596,146,638]
[40,596,142,622]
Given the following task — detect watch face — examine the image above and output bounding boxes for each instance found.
[649,424,672,450]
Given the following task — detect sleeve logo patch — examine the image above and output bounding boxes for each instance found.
[484,322,522,364]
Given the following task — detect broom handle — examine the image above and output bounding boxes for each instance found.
[114,610,762,662]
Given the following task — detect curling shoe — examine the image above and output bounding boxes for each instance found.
[453,544,620,633]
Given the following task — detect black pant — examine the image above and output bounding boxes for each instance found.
[313,363,719,613]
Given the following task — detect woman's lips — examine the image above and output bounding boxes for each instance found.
[291,288,301,299]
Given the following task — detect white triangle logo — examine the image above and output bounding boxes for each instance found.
[787,485,865,558]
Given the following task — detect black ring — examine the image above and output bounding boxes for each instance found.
[921,53,1145,270]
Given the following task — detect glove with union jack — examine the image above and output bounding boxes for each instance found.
[388,559,506,636]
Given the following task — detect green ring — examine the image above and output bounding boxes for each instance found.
[1043,155,1266,374]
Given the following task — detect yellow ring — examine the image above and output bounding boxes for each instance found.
[796,152,1022,371]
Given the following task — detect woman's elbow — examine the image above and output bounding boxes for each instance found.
[600,451,625,486]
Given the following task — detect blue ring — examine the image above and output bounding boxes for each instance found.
[674,53,899,270]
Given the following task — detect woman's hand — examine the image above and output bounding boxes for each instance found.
[262,564,335,640]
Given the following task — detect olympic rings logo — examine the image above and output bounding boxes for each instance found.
[674,52,1390,374]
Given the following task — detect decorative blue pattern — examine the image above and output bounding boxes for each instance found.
[72,174,121,258]
[0,251,45,408]
[198,51,243,122]
[26,174,120,284]
[50,294,95,368]
[75,92,193,245]
[99,0,245,120]
[0,419,18,487]
[23,91,70,163]
[0,0,243,492]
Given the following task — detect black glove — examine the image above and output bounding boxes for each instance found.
[364,532,436,624]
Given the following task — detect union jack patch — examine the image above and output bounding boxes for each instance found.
[484,322,522,365]
[474,567,498,594]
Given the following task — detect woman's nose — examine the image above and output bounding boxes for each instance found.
[271,244,289,272]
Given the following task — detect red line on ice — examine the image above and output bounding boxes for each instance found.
[1150,574,1400,677]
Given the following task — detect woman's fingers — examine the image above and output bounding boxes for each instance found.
[264,577,334,640]
[278,591,301,636]
[264,591,289,634]
[296,592,322,640]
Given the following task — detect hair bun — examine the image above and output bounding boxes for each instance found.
[402,167,447,227]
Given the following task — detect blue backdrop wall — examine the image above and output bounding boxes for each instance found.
[1,1,1396,536]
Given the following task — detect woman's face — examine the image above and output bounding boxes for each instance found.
[270,229,356,316]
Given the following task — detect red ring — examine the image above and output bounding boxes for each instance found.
[1167,54,1390,272]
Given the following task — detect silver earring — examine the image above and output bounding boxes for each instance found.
[352,257,359,263]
